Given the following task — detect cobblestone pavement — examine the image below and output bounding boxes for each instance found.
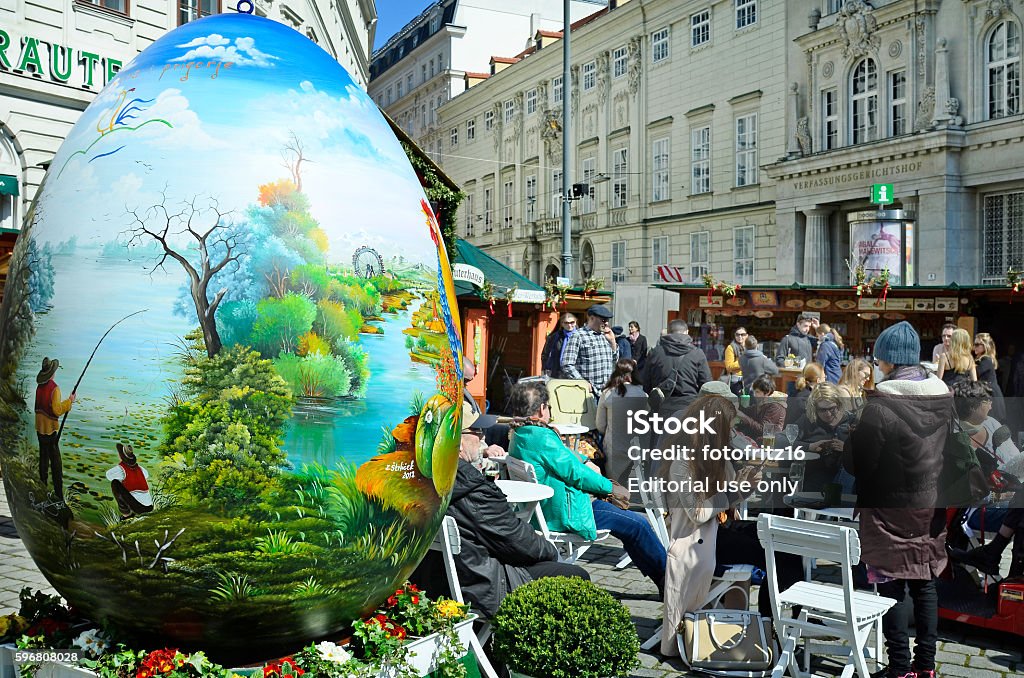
[1,488,1021,676]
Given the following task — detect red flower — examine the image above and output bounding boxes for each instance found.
[137,667,154,678]
[393,624,407,640]
[410,595,420,605]
[263,662,281,677]
[387,595,398,607]
[408,584,419,592]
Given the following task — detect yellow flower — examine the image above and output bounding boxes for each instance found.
[434,600,466,619]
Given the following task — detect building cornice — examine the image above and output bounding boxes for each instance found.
[763,128,966,181]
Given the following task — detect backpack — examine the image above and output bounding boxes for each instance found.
[937,421,992,507]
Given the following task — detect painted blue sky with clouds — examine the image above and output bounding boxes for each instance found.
[38,13,435,267]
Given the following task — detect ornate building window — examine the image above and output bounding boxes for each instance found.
[526,88,538,115]
[652,138,670,202]
[611,241,627,282]
[582,61,596,91]
[652,236,669,266]
[613,46,628,77]
[735,0,757,29]
[983,192,1024,284]
[733,225,754,284]
[889,71,907,136]
[690,231,709,279]
[735,113,757,187]
[612,148,628,208]
[552,75,563,104]
[850,58,878,144]
[652,27,670,63]
[525,175,537,221]
[692,9,711,47]
[581,158,596,213]
[467,119,476,141]
[551,170,563,218]
[822,88,839,150]
[691,126,711,194]
[986,20,1021,119]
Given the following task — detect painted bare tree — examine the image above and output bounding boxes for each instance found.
[124,190,244,357]
[281,131,310,193]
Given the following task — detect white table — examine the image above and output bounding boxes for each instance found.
[495,479,554,523]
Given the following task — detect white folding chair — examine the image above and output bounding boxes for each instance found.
[429,515,500,678]
[757,514,896,678]
[500,455,611,562]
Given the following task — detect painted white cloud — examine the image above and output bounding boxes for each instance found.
[171,34,277,67]
[130,88,224,150]
[177,34,231,49]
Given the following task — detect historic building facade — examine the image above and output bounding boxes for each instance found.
[768,0,1023,287]
[437,0,788,286]
[368,0,604,162]
[0,0,376,232]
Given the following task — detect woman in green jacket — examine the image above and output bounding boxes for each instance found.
[508,381,667,592]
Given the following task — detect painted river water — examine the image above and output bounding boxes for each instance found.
[21,249,438,506]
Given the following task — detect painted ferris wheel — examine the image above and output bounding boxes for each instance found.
[352,246,384,278]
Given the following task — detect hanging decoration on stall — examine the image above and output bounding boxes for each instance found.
[846,259,891,305]
[1008,268,1023,303]
[701,273,741,303]
[544,280,571,310]
[504,284,518,317]
[873,267,891,304]
[479,279,497,314]
[582,277,605,298]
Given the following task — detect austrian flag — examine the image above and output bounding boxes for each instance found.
[655,265,685,283]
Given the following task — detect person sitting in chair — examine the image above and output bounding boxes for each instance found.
[442,407,589,618]
[507,381,667,593]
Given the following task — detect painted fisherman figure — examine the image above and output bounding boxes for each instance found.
[35,357,76,500]
[106,443,153,520]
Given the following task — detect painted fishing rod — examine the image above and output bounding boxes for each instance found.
[56,309,147,441]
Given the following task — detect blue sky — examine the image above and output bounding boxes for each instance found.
[374,1,433,50]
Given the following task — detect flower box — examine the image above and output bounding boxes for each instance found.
[0,617,477,678]
[403,615,476,676]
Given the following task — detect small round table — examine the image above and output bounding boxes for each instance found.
[494,480,555,523]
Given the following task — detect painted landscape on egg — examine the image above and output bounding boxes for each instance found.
[0,14,462,658]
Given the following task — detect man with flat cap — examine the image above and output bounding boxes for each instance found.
[560,304,618,395]
[34,357,76,500]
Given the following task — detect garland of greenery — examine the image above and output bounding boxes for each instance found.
[402,142,464,262]
[1008,267,1022,303]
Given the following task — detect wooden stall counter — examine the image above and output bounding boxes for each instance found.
[777,366,803,394]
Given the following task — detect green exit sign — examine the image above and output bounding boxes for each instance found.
[871,183,894,205]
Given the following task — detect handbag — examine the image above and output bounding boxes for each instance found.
[678,610,777,673]
[606,480,632,510]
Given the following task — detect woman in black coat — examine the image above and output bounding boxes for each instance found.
[974,332,1007,422]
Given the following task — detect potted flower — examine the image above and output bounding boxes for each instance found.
[783,353,796,368]
[491,577,639,678]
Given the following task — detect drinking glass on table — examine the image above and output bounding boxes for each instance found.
[762,422,778,449]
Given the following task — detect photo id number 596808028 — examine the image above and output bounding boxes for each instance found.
[14,650,82,664]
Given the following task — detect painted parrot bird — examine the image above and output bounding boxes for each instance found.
[420,199,463,380]
[414,395,460,497]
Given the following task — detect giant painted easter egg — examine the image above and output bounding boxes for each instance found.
[0,13,462,658]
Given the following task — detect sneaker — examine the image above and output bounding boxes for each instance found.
[949,543,1003,576]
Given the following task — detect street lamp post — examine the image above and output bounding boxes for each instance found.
[560,0,573,281]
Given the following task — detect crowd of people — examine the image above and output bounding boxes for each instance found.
[427,306,1023,678]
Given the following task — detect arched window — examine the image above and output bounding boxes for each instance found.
[986,20,1021,119]
[850,58,878,144]
[580,241,595,278]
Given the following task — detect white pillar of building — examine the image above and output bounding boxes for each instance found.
[802,208,833,285]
